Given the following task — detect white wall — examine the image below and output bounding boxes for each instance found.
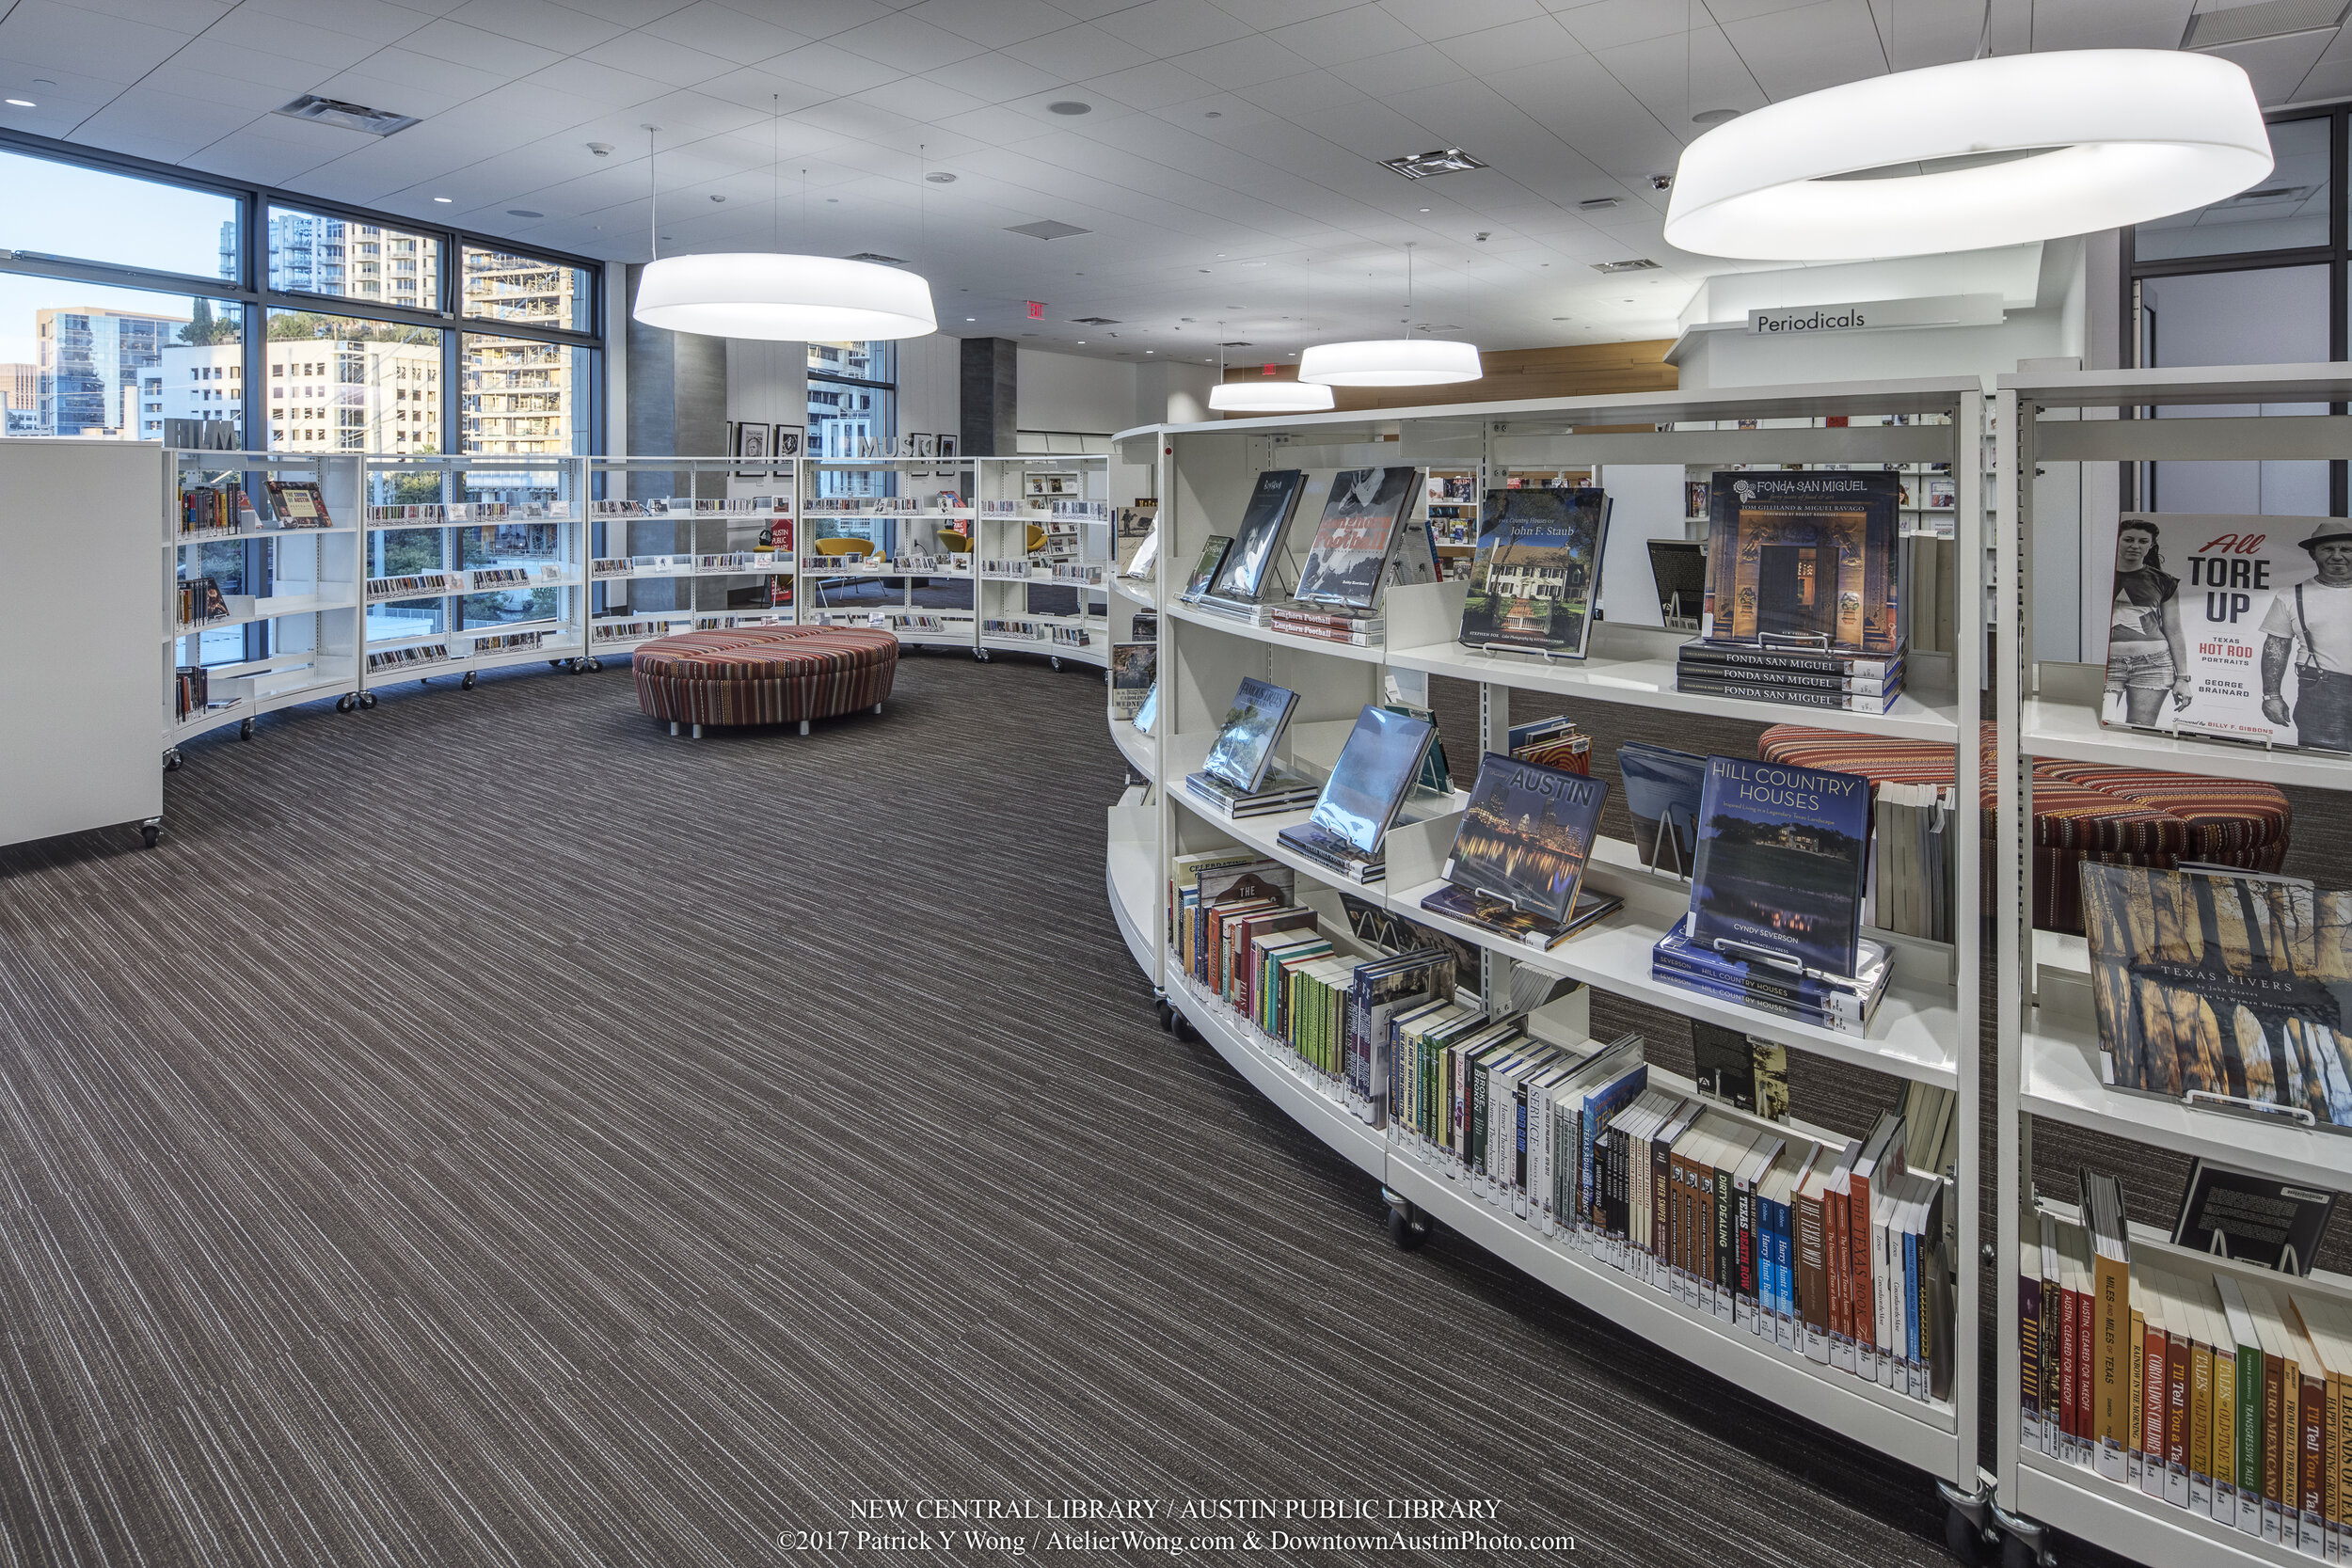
[895,333,961,454]
[1017,347,1134,435]
[724,338,806,449]
[1593,464,1689,629]
[1137,359,1217,426]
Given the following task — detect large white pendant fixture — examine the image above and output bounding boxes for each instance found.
[1209,378,1335,412]
[1299,242,1482,388]
[1663,50,2271,261]
[628,118,938,341]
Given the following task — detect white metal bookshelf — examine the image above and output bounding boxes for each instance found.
[588,454,800,661]
[165,449,363,759]
[1106,378,1986,1519]
[1993,363,2352,1568]
[970,454,1112,668]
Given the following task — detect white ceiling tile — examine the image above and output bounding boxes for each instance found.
[1265,4,1426,66]
[1012,21,1154,78]
[1553,0,1686,52]
[1146,88,1282,132]
[0,0,199,83]
[1593,27,1768,128]
[1488,52,1679,180]
[1234,69,1365,116]
[906,0,1078,48]
[759,40,912,94]
[1327,44,1471,95]
[1081,59,1222,109]
[1375,0,1549,42]
[1090,0,1253,55]
[2289,54,2352,105]
[924,52,1065,103]
[141,49,326,114]
[322,46,509,106]
[520,56,675,109]
[230,0,453,42]
[444,0,628,46]
[194,8,395,70]
[1719,0,1891,102]
[75,90,262,158]
[179,124,355,185]
[1169,35,1317,89]
[2201,31,2339,104]
[1203,0,1356,25]
[397,17,566,75]
[933,102,1060,144]
[850,74,994,119]
[636,1,811,57]
[77,0,233,27]
[1434,14,1585,71]
[577,30,735,87]
[695,65,842,113]
[2022,0,2199,53]
[831,11,992,71]
[545,0,695,21]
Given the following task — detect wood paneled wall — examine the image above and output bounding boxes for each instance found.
[1220,339,1676,414]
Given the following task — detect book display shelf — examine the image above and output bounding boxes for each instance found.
[1107,378,1986,1507]
[360,453,586,694]
[802,452,975,648]
[972,455,1112,668]
[1993,364,2352,1568]
[165,449,363,761]
[587,455,799,660]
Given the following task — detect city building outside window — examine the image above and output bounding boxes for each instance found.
[807,340,894,502]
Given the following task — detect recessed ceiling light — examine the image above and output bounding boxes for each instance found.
[965,316,976,321]
[926,172,956,183]
[710,194,725,202]
[1076,340,1086,343]
[432,196,452,203]
[1692,108,1740,125]
[1204,111,1222,119]
[507,209,543,218]
[1419,207,1430,213]
[1047,101,1091,116]
[1145,349,1153,353]
[4,99,33,108]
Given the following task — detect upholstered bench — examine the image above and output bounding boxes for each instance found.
[1757,723,2291,934]
[632,626,898,737]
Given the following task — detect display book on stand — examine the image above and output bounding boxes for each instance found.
[2020,1163,2352,1555]
[1177,466,1439,642]
[1168,828,1958,1406]
[1674,470,1907,714]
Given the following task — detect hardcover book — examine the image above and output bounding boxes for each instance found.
[1109,642,1155,718]
[2098,514,2352,753]
[264,479,333,528]
[1293,466,1426,611]
[1691,1021,1791,1122]
[1457,487,1610,657]
[1619,742,1706,875]
[1442,752,1609,925]
[1201,677,1300,793]
[1133,684,1158,736]
[1210,469,1308,604]
[1278,705,1437,872]
[1417,882,1621,950]
[1703,470,1901,656]
[2079,863,2352,1131]
[1181,536,1231,601]
[2171,1160,2335,1275]
[1688,754,1874,978]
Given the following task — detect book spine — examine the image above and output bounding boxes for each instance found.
[2059,1285,2079,1449]
[2022,1271,2043,1441]
[2167,1332,2191,1505]
[1850,1170,1876,1361]
[1673,658,1899,694]
[1796,1191,1828,1361]
[1675,673,1900,713]
[1648,968,1867,1034]
[2303,1374,2328,1551]
[2267,1354,2287,1533]
[1676,646,1899,677]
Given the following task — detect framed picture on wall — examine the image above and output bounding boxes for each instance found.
[938,434,959,467]
[733,420,771,476]
[772,424,804,461]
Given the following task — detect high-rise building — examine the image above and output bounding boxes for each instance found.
[146,344,245,444]
[460,252,582,455]
[265,337,437,453]
[0,361,37,413]
[37,307,185,436]
[257,213,438,313]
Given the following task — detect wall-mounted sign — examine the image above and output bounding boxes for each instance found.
[1745,292,2003,336]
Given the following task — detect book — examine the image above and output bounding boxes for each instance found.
[1457,486,1610,657]
[2172,1161,2337,1276]
[1181,767,1322,819]
[1674,643,1903,678]
[264,479,333,528]
[2081,1169,2136,1474]
[1674,672,1905,714]
[1118,520,1161,579]
[1133,684,1158,736]
[1277,705,1438,879]
[1209,469,1308,604]
[1688,754,1874,978]
[1651,927,1891,1019]
[1703,470,1901,656]
[1442,752,1609,925]
[1201,677,1299,793]
[1293,466,1429,611]
[1109,643,1155,718]
[1618,742,1706,875]
[1690,1021,1790,1121]
[2100,514,2352,752]
[1416,882,1621,949]
[176,576,230,626]
[1181,536,1231,601]
[2078,863,2352,1129]
[1506,715,1591,774]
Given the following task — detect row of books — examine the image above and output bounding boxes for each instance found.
[2026,1175,2352,1552]
[470,629,547,655]
[981,618,1045,641]
[1873,781,1956,943]
[179,483,258,534]
[365,643,449,673]
[176,576,231,627]
[171,664,232,721]
[366,572,457,601]
[1675,642,1906,716]
[371,500,575,523]
[980,558,1038,577]
[592,497,787,516]
[1650,927,1893,1036]
[590,618,681,643]
[1049,626,1091,648]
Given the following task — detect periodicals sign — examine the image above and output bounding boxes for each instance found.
[2101,513,2352,753]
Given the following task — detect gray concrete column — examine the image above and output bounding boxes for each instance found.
[622,262,728,609]
[961,337,1017,456]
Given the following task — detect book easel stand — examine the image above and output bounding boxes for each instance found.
[1709,935,1864,987]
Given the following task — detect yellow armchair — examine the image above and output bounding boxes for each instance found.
[813,536,874,562]
[1025,523,1049,554]
[937,531,972,554]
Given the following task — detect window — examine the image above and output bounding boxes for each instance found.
[0,148,239,282]
[0,276,242,440]
[267,309,440,454]
[463,247,592,332]
[461,334,591,456]
[2134,117,2331,263]
[807,340,894,498]
[266,207,443,311]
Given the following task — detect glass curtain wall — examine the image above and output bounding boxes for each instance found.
[808,340,895,503]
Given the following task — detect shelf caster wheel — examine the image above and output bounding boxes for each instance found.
[162,749,183,772]
[1155,1000,1174,1032]
[1050,655,1063,671]
[586,657,603,673]
[336,693,358,713]
[238,718,255,741]
[976,649,990,661]
[139,818,162,848]
[1990,1502,2052,1568]
[358,692,377,710]
[462,672,477,690]
[1942,1504,1984,1564]
[1382,1190,1430,1251]
[1936,1481,1993,1566]
[548,658,564,669]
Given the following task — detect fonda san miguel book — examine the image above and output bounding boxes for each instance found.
[1457,487,1611,657]
[2100,513,2352,754]
[1688,755,1873,978]
[1704,471,1901,655]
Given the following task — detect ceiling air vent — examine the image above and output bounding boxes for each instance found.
[1218,341,1251,347]
[843,252,907,265]
[2184,0,2352,49]
[1577,197,1621,212]
[274,94,419,136]
[1592,258,1660,274]
[1070,316,1120,325]
[2228,183,2318,204]
[1006,219,1091,241]
[1381,147,1487,180]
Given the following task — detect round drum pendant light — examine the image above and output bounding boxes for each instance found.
[1663,50,2271,261]
[1208,379,1335,412]
[1299,338,1481,387]
[633,253,938,340]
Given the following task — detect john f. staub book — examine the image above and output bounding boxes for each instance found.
[1292,466,1432,611]
[1703,471,1900,656]
[2079,863,2352,1130]
[1457,486,1610,658]
[1688,755,1873,978]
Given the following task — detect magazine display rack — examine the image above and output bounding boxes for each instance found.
[1993,364,2352,1568]
[1107,380,1985,1515]
[165,449,364,759]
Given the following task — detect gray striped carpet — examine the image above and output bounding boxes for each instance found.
[0,653,2066,1567]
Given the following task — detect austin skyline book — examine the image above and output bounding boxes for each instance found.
[1210,469,1308,604]
[1201,677,1299,793]
[2079,863,2352,1130]
[1688,755,1873,978]
[1703,470,1901,656]
[1292,466,1425,611]
[1457,486,1610,658]
[1443,752,1609,925]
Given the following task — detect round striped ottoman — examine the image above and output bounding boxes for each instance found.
[632,626,898,736]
